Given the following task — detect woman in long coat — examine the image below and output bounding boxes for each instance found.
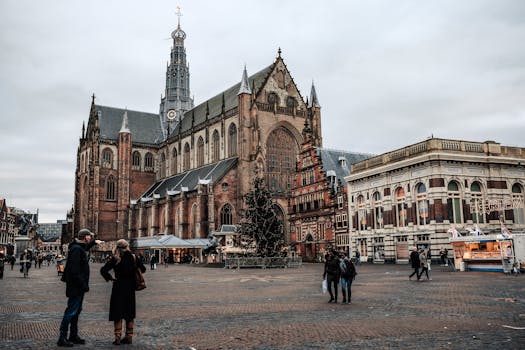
[100,239,146,345]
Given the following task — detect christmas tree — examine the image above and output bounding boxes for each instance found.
[239,176,285,257]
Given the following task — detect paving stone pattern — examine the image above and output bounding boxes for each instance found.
[0,262,524,349]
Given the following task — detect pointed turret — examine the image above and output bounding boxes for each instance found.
[119,110,130,133]
[81,121,85,139]
[238,65,252,95]
[308,81,320,108]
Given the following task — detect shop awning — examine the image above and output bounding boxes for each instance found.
[185,238,211,248]
[159,235,192,248]
[134,235,210,249]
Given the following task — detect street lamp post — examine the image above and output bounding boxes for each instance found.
[115,220,120,240]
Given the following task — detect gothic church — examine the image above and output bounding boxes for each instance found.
[74,19,329,250]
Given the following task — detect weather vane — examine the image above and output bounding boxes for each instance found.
[176,6,182,26]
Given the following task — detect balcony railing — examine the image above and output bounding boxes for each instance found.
[351,138,502,173]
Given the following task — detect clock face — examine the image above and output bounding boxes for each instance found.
[167,110,176,120]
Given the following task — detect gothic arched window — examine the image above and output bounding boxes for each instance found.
[159,152,166,178]
[212,130,220,163]
[144,152,154,171]
[132,151,141,169]
[265,127,298,193]
[102,148,113,168]
[220,204,233,226]
[106,175,116,200]
[197,136,204,167]
[228,124,237,157]
[183,143,190,171]
[172,147,178,175]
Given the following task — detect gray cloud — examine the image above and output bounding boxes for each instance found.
[1,0,524,221]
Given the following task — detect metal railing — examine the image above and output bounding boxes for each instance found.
[224,256,302,269]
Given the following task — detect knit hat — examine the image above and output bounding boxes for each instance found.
[78,228,94,238]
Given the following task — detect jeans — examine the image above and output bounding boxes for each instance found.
[59,294,84,339]
[340,276,353,301]
[409,266,420,279]
[326,275,339,301]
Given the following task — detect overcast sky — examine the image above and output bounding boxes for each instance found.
[1,0,524,222]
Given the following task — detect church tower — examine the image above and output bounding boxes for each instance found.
[159,8,194,137]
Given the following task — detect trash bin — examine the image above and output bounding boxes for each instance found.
[460,261,466,271]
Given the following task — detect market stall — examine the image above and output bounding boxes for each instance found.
[450,234,514,272]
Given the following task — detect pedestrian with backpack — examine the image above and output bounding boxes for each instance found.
[339,252,357,304]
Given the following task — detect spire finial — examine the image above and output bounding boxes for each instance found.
[91,93,96,104]
[308,80,320,108]
[277,47,282,58]
[176,6,182,28]
[238,65,252,95]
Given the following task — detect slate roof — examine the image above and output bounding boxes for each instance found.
[138,157,237,199]
[94,105,163,145]
[317,148,372,182]
[169,64,273,137]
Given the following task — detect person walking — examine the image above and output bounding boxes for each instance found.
[323,249,341,303]
[339,252,357,304]
[0,253,5,279]
[57,229,103,347]
[9,255,15,270]
[439,247,448,266]
[19,249,31,277]
[409,247,420,281]
[150,254,157,270]
[417,249,431,281]
[100,239,146,345]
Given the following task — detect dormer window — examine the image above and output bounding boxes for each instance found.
[338,156,346,168]
[326,170,336,185]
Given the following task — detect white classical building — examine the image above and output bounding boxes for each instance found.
[344,138,525,263]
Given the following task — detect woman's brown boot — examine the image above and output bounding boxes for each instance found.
[113,320,122,345]
[121,320,134,344]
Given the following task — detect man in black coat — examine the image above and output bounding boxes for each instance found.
[409,247,421,281]
[57,229,103,347]
[323,249,341,303]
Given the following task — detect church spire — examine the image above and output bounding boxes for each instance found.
[237,65,252,95]
[119,110,130,133]
[159,6,194,138]
[308,81,320,108]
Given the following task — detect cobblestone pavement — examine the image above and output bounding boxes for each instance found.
[0,262,524,349]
